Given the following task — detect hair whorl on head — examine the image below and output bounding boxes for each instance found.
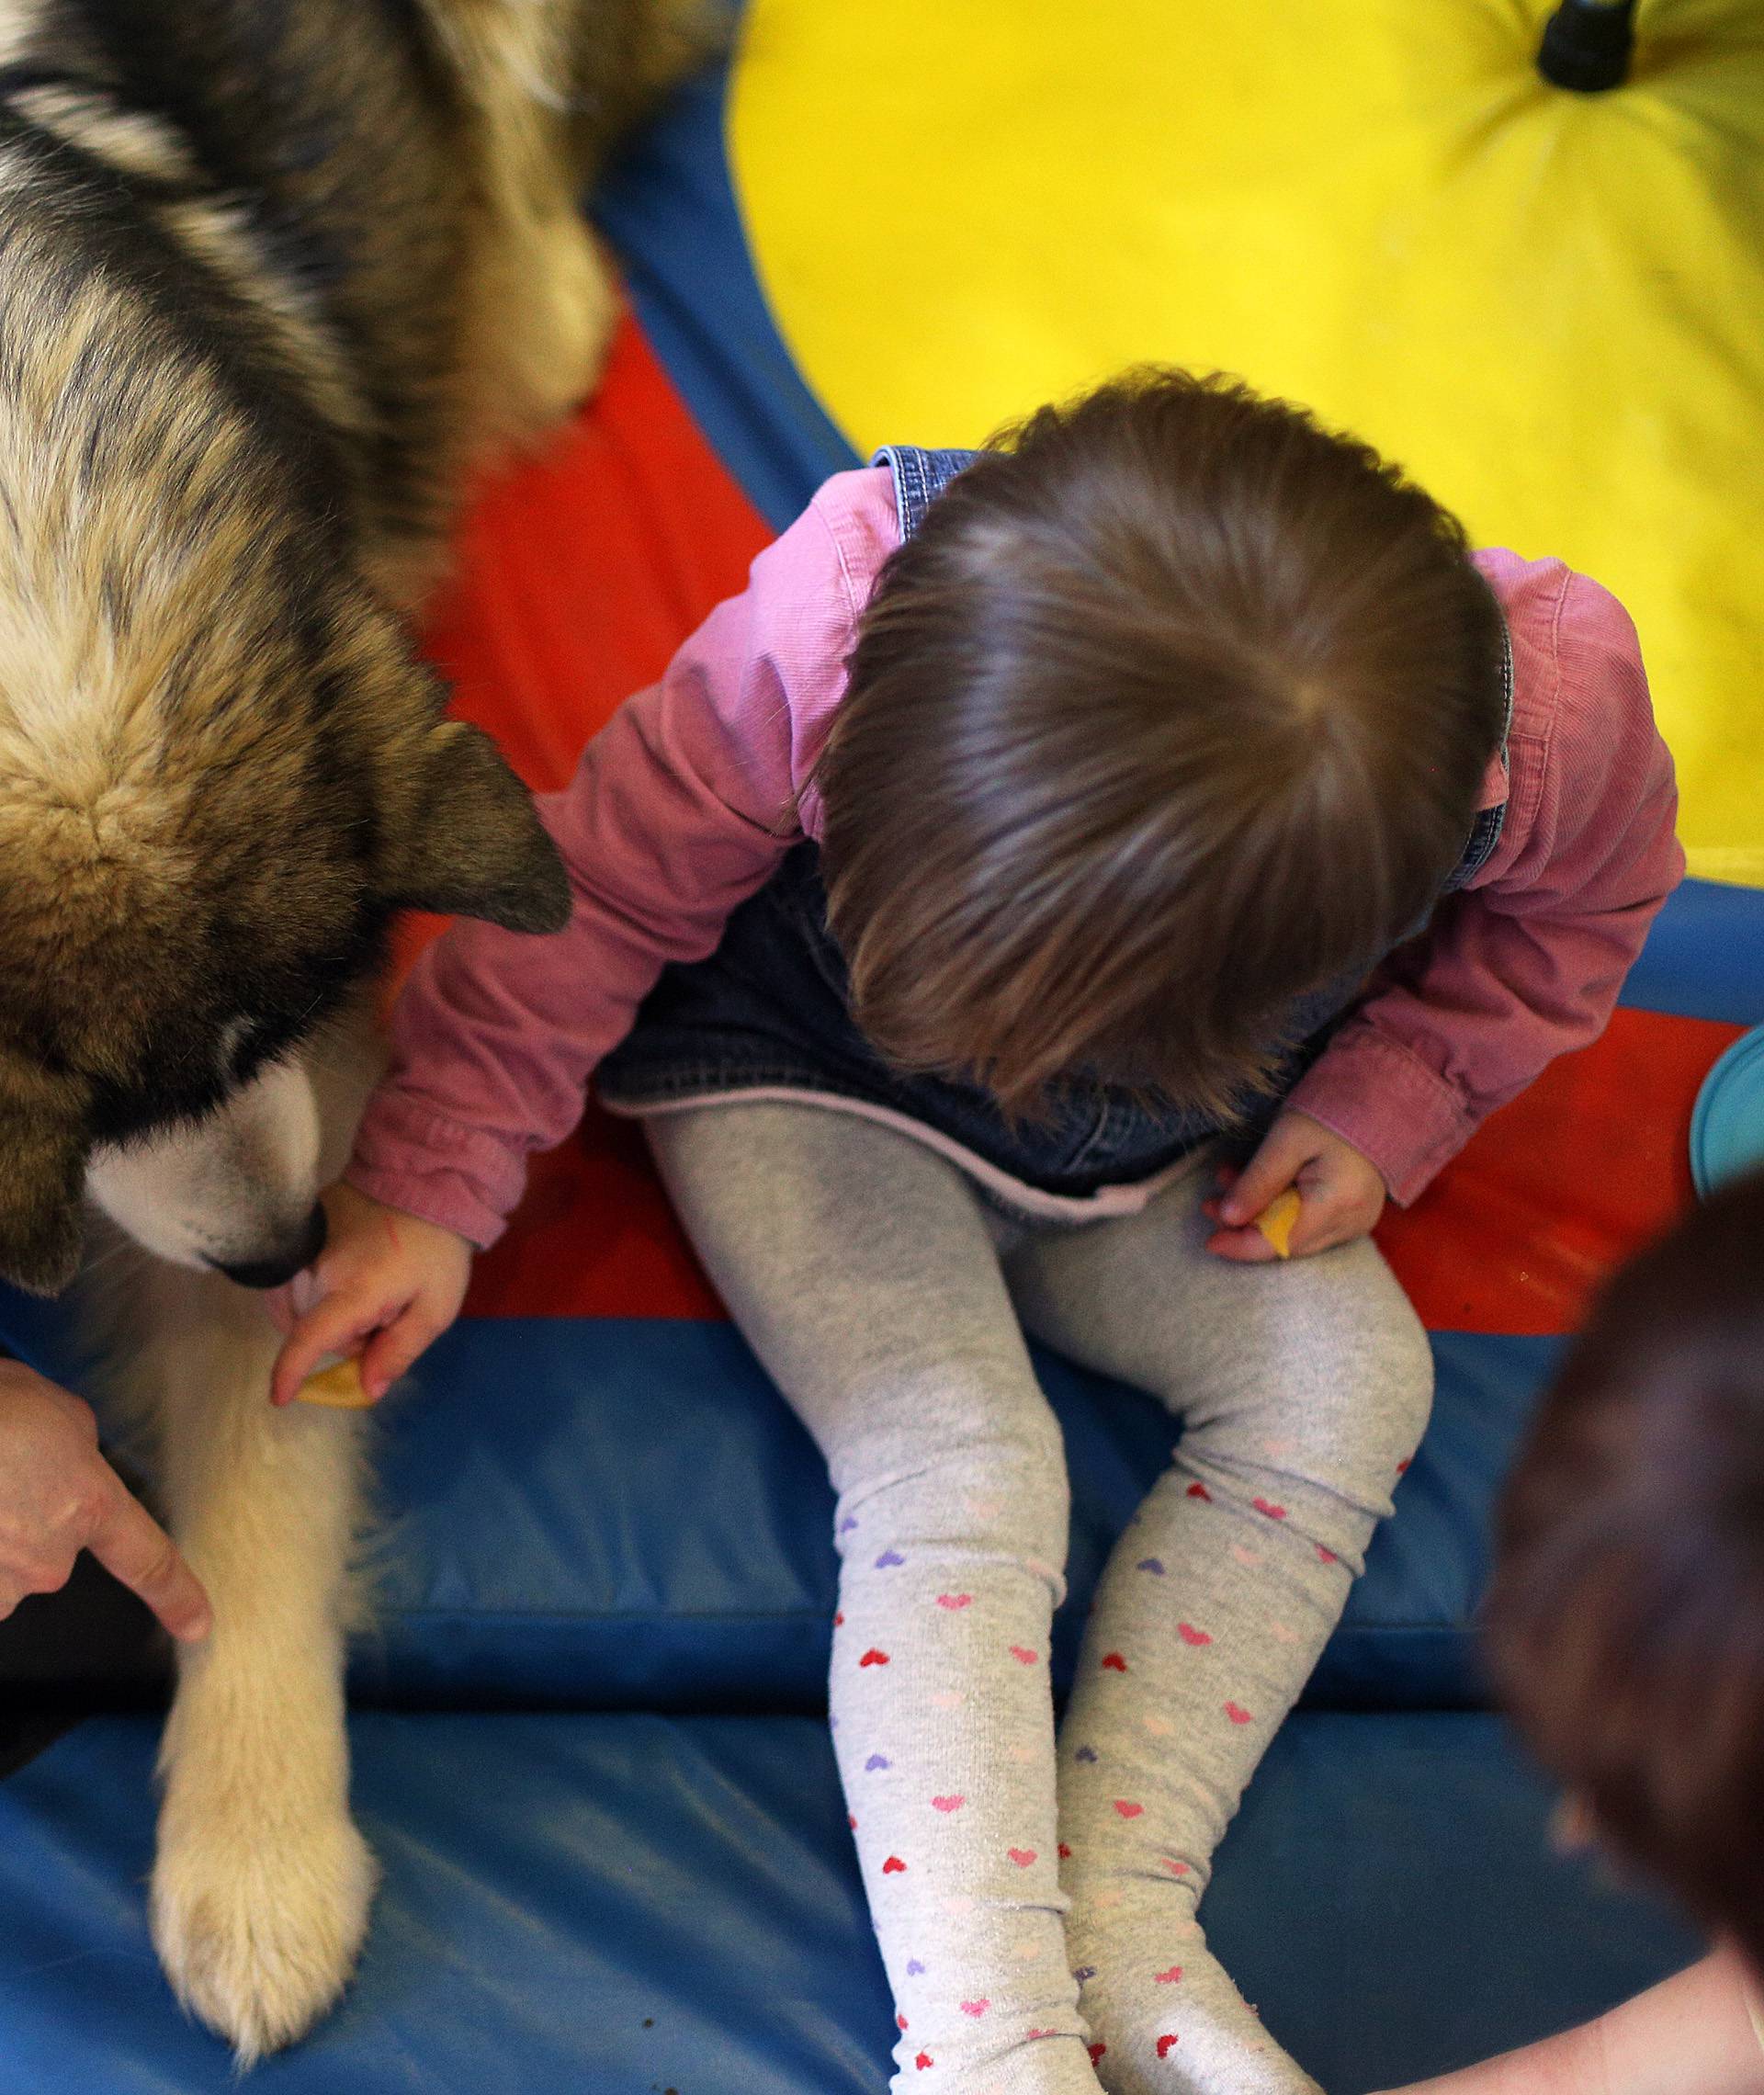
[816,368,1508,1114]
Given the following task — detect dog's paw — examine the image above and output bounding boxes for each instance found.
[150,1800,378,2064]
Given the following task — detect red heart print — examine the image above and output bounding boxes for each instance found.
[1225,1702,1253,1725]
[898,2014,909,2031]
[1397,1457,1412,1474]
[1178,1622,1212,1647]
[860,1648,890,1667]
[1089,2043,1107,2064]
[1157,2033,1179,2059]
[849,1814,858,1829]
[915,2051,933,2070]
[1186,1482,1211,1501]
[1009,1645,1038,1665]
[1057,1842,1072,1859]
[1008,1847,1037,1868]
[833,1612,844,1627]
[1317,1546,1339,1565]
[1162,1858,1191,1875]
[960,1999,989,2018]
[1113,1799,1144,1818]
[1102,1651,1128,1671]
[1154,1965,1184,1984]
[883,1855,907,1874]
[931,1795,966,1813]
[1253,1498,1288,1520]
[935,1593,972,1610]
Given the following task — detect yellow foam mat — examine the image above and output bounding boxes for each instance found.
[730,0,1764,884]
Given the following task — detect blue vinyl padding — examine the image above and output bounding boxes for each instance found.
[354,1320,1549,1713]
[0,1299,1547,1715]
[1617,878,1764,1023]
[0,1709,1700,2095]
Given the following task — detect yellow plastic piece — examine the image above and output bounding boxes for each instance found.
[730,0,1764,884]
[295,1357,376,1410]
[1253,1187,1304,1260]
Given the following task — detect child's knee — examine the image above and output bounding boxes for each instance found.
[1179,1292,1432,1535]
[835,1399,1071,1578]
[1379,1300,1436,1456]
[1268,1250,1434,1475]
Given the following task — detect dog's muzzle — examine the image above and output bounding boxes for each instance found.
[209,1202,329,1290]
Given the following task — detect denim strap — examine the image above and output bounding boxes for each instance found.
[1446,606,1515,889]
[872,446,985,538]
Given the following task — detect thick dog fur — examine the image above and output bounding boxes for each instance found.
[0,0,695,2058]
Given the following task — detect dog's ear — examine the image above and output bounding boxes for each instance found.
[381,721,571,934]
[0,1100,88,1297]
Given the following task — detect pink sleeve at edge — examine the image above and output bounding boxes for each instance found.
[347,484,882,1244]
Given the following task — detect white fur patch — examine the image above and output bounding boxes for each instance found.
[86,1054,322,1272]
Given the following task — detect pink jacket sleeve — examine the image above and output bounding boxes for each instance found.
[347,494,867,1245]
[1286,567,1684,1205]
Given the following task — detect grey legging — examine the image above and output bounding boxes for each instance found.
[649,1101,1432,2095]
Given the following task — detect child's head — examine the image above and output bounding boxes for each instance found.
[1485,1169,1764,1972]
[818,369,1508,1113]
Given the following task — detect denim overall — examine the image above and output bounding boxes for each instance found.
[595,447,1512,1199]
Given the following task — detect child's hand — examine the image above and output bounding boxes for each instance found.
[268,1183,472,1407]
[1204,1111,1386,1262]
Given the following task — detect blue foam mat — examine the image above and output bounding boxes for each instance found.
[352,1320,1552,1712]
[0,1709,1699,2095]
[0,1309,1553,1713]
[1617,879,1764,1025]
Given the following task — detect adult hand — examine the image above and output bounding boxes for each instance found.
[0,1362,210,1640]
[1204,1109,1388,1262]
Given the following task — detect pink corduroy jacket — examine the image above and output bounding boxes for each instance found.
[350,467,1683,1246]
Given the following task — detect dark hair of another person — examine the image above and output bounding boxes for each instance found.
[815,368,1509,1115]
[1486,1168,1764,1971]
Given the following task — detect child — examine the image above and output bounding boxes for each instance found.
[1379,1166,1764,2095]
[273,372,1681,2095]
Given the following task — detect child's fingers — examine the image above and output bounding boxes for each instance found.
[1218,1126,1316,1227]
[1284,1214,1348,1259]
[271,1294,390,1408]
[1204,1223,1281,1263]
[358,1303,446,1402]
[1286,1188,1383,1258]
[264,1285,300,1338]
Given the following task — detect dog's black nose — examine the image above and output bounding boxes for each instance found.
[211,1202,328,1291]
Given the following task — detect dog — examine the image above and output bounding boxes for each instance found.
[0,0,696,2058]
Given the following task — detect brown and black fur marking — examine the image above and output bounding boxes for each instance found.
[0,0,696,1289]
[0,0,699,2058]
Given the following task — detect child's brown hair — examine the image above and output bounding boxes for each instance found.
[816,368,1508,1115]
[1485,1169,1764,1970]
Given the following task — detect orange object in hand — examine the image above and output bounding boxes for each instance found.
[294,1357,377,1410]
[1253,1188,1303,1259]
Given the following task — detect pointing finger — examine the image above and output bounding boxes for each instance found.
[86,1485,211,1642]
